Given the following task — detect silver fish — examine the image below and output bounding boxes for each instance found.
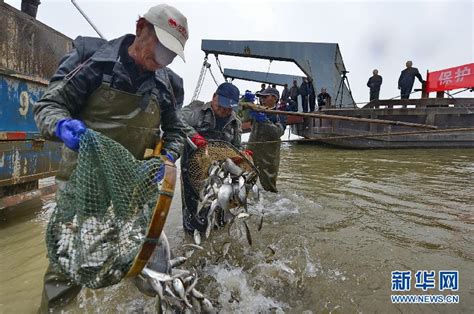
[258,213,264,231]
[224,158,244,176]
[208,199,219,218]
[238,176,245,189]
[223,173,232,185]
[222,242,231,257]
[185,276,199,294]
[201,298,214,313]
[182,243,204,250]
[191,288,205,300]
[237,212,250,219]
[172,278,192,308]
[252,184,260,201]
[217,183,233,210]
[238,184,247,205]
[243,221,253,246]
[185,249,195,258]
[205,215,212,239]
[142,268,173,282]
[170,256,187,268]
[193,229,201,245]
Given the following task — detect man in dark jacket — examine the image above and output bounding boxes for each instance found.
[33,4,189,311]
[367,69,383,101]
[180,83,251,233]
[289,80,299,111]
[317,88,331,110]
[398,61,424,99]
[299,77,310,112]
[308,77,316,112]
[247,87,286,192]
[281,83,290,102]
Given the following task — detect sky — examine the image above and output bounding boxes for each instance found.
[6,0,474,105]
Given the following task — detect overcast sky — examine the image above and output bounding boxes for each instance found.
[6,0,474,105]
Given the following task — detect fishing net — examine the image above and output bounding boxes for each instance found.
[46,129,164,289]
[187,140,258,195]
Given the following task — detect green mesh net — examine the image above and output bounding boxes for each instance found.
[46,129,162,289]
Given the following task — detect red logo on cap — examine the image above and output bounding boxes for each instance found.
[167,17,188,40]
[168,18,178,27]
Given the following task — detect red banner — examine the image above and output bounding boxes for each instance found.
[426,63,474,92]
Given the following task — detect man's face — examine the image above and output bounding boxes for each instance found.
[373,69,378,75]
[132,22,162,71]
[260,94,277,108]
[321,88,326,93]
[406,61,413,68]
[211,94,233,118]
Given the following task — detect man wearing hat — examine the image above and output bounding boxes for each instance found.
[247,87,286,193]
[34,4,190,310]
[180,82,252,233]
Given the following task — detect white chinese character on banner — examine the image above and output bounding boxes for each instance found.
[438,71,452,85]
[454,66,471,82]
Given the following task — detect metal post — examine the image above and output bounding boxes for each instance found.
[70,0,106,39]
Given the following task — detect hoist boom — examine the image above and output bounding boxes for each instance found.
[201,39,355,107]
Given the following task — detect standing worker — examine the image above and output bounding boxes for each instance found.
[308,77,316,112]
[299,77,310,112]
[398,61,424,99]
[179,82,252,233]
[247,87,286,193]
[367,69,383,101]
[289,80,299,111]
[33,4,189,311]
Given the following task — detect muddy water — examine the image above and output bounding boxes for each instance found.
[1,146,473,313]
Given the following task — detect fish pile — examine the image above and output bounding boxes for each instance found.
[53,204,151,287]
[136,264,215,313]
[195,158,260,242]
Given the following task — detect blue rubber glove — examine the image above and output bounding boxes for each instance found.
[243,91,256,102]
[155,152,175,182]
[55,119,87,151]
[249,110,267,122]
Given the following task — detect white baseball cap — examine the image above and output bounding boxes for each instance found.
[143,4,188,61]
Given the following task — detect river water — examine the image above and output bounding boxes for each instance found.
[1,145,473,313]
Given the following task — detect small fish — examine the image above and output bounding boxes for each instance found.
[172,278,192,308]
[217,184,233,210]
[170,256,187,268]
[258,213,264,231]
[238,185,247,205]
[201,298,214,313]
[149,277,164,299]
[224,158,244,176]
[182,243,204,250]
[243,221,253,246]
[205,216,212,239]
[237,212,250,219]
[185,276,199,294]
[238,176,245,189]
[222,242,231,257]
[191,288,205,300]
[252,184,260,201]
[193,229,201,245]
[142,268,173,282]
[164,284,178,298]
[172,268,191,278]
[208,199,219,218]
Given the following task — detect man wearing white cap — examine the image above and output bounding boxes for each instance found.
[34,4,189,311]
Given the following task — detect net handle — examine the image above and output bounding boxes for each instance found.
[126,154,177,277]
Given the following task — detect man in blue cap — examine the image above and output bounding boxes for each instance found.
[180,82,251,233]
